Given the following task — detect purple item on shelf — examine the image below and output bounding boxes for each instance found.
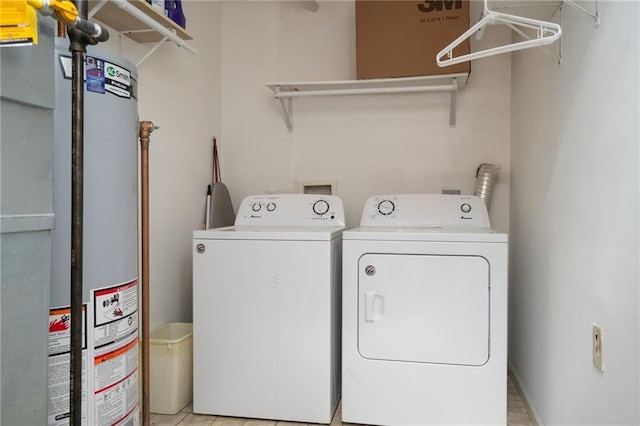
[165,0,186,29]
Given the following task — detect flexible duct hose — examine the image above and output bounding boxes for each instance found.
[474,163,499,212]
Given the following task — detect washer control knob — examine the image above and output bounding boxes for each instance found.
[266,202,276,212]
[461,203,472,213]
[251,203,262,212]
[377,200,395,216]
[312,200,330,216]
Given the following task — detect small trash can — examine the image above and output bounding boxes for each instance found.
[150,322,193,414]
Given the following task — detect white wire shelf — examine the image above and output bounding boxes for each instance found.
[266,73,469,131]
[88,0,198,66]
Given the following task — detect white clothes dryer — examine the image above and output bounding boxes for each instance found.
[192,194,346,424]
[342,194,508,426]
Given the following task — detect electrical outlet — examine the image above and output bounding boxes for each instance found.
[592,323,604,371]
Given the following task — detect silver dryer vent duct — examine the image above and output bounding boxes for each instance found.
[474,163,499,212]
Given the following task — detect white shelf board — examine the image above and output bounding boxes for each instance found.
[266,73,468,95]
[266,73,468,131]
[88,0,198,66]
[89,0,193,43]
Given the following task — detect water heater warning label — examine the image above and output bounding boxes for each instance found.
[47,306,88,426]
[94,280,137,327]
[92,279,140,426]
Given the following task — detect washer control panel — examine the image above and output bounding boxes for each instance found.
[236,194,345,227]
[360,194,490,228]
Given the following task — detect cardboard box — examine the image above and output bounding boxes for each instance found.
[356,0,470,79]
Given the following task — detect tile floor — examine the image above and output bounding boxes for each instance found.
[150,374,535,426]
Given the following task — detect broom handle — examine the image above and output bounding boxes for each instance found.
[213,138,221,183]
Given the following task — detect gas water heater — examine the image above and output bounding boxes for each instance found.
[50,38,139,426]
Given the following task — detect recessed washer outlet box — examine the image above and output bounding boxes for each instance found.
[297,178,337,196]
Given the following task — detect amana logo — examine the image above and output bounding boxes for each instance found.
[417,0,463,13]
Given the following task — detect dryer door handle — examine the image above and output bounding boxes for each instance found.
[365,291,384,322]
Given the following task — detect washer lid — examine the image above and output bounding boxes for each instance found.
[344,226,507,243]
[193,225,346,241]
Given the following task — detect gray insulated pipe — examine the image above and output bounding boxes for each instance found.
[474,163,499,212]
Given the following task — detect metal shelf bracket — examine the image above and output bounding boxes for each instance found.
[136,34,169,66]
[449,77,458,127]
[276,88,294,132]
[564,0,600,27]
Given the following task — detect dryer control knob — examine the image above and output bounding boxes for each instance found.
[251,203,262,212]
[377,200,395,216]
[312,200,330,215]
[461,203,472,213]
[266,202,276,212]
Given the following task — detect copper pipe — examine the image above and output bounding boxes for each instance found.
[139,121,155,426]
[57,20,66,38]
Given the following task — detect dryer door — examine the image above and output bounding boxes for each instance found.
[358,254,490,366]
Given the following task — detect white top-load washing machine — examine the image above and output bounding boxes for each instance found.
[192,194,346,424]
[342,194,508,426]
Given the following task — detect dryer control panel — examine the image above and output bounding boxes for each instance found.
[235,194,346,227]
[360,194,490,228]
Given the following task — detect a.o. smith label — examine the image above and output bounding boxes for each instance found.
[104,62,132,99]
[59,55,135,99]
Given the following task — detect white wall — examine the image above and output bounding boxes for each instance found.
[101,1,223,329]
[97,0,513,330]
[220,0,511,229]
[94,3,640,422]
[100,1,511,328]
[509,1,639,424]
